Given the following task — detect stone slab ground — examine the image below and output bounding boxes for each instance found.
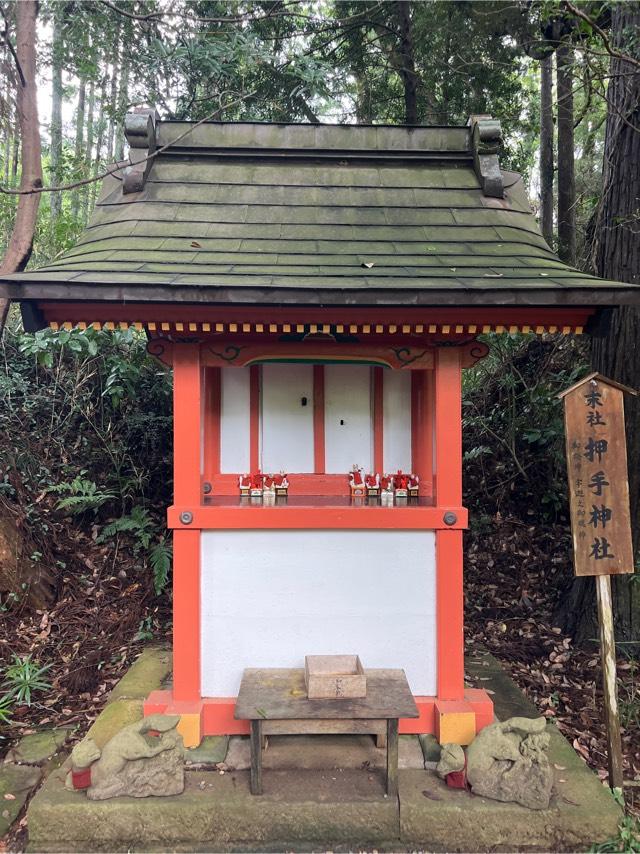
[0,764,41,837]
[25,646,623,852]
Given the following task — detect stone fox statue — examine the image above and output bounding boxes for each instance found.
[437,717,554,810]
[65,714,184,800]
[466,716,553,810]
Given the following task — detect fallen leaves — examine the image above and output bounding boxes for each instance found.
[466,517,640,816]
[0,511,167,753]
[422,789,443,800]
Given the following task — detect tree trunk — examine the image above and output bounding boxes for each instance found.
[106,22,121,161]
[355,72,373,124]
[90,73,108,210]
[49,3,64,223]
[394,1,418,124]
[115,53,129,160]
[556,42,576,264]
[563,3,640,645]
[0,0,43,329]
[106,64,118,161]
[81,78,95,224]
[540,51,554,247]
[71,78,86,220]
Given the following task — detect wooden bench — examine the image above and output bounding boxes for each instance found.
[235,667,419,796]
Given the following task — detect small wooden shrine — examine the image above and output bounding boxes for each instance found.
[2,112,638,748]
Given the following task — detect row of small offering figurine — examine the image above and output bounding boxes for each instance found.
[349,466,419,499]
[237,467,419,500]
[239,472,289,497]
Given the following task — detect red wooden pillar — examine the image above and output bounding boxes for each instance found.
[202,367,221,485]
[249,365,260,473]
[313,365,325,473]
[373,367,384,474]
[412,370,434,494]
[434,348,464,700]
[172,344,202,702]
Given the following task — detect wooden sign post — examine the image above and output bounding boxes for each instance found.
[559,372,637,792]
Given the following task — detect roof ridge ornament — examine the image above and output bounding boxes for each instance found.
[467,115,503,199]
[122,108,159,195]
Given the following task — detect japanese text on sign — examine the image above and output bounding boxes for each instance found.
[562,377,634,577]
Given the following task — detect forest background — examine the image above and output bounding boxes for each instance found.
[0,0,639,828]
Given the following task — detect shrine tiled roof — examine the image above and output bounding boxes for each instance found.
[2,116,639,309]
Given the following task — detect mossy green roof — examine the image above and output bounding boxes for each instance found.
[2,121,638,308]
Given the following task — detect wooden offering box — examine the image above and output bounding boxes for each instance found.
[305,655,366,699]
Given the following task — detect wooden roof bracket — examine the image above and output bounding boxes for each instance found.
[468,115,503,198]
[122,108,158,194]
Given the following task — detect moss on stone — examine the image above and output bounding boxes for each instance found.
[0,763,41,835]
[183,736,229,767]
[5,730,69,765]
[108,647,171,702]
[85,700,143,750]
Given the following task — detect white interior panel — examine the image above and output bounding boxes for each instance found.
[261,364,314,472]
[200,529,436,696]
[383,369,412,473]
[324,365,372,472]
[220,368,250,473]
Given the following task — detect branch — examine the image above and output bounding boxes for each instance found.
[0,88,258,196]
[97,1,165,22]
[564,1,640,70]
[98,0,382,29]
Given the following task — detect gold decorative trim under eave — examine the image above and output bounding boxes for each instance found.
[47,321,585,336]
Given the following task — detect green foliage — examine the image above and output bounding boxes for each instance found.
[0,693,14,725]
[618,652,640,731]
[134,616,155,643]
[2,655,52,707]
[98,508,172,594]
[19,326,100,367]
[0,319,174,611]
[49,474,116,515]
[321,0,532,157]
[149,537,172,596]
[98,505,156,550]
[590,816,640,852]
[463,333,589,521]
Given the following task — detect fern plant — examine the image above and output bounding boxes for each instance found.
[98,505,155,550]
[98,509,172,595]
[49,472,115,515]
[149,537,172,595]
[3,654,52,707]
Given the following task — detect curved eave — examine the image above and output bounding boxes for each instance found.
[3,278,640,308]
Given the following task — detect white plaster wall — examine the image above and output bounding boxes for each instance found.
[383,370,412,473]
[220,368,250,473]
[200,529,436,696]
[261,364,314,472]
[324,365,373,473]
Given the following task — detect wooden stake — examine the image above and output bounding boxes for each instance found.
[595,574,624,790]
